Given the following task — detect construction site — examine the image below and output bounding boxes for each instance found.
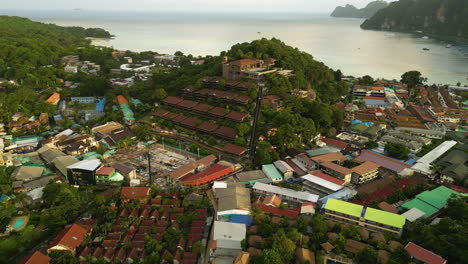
[107,142,199,185]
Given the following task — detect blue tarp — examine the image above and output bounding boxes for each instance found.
[230,215,253,226]
[351,120,362,124]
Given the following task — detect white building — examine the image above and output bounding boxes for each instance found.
[411,140,458,175]
[252,182,319,205]
[64,65,78,74]
[213,221,246,250]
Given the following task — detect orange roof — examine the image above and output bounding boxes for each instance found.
[20,251,51,264]
[121,187,150,200]
[311,152,349,164]
[351,161,379,175]
[46,92,60,104]
[48,224,88,252]
[263,195,282,207]
[372,86,384,91]
[117,95,129,105]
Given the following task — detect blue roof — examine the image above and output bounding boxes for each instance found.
[0,194,10,203]
[351,120,362,124]
[229,215,253,226]
[95,98,106,111]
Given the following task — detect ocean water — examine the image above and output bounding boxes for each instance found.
[2,9,468,85]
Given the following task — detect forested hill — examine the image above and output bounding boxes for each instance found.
[331,1,388,18]
[360,0,468,38]
[224,38,346,103]
[0,16,111,79]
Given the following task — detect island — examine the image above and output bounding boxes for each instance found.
[361,0,468,38]
[331,1,388,19]
[0,14,467,264]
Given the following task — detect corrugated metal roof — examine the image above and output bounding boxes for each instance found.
[66,159,102,171]
[302,174,343,192]
[253,182,319,203]
[401,208,425,222]
[262,164,283,181]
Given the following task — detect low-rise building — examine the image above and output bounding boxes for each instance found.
[301,173,343,197]
[405,242,447,264]
[252,182,319,206]
[213,221,246,250]
[401,186,461,218]
[262,164,283,183]
[66,159,102,185]
[213,182,251,220]
[20,251,51,264]
[234,170,271,186]
[48,224,89,254]
[273,160,294,180]
[323,198,405,236]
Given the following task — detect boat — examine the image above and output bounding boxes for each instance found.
[446,44,452,48]
[422,36,429,39]
[422,48,430,51]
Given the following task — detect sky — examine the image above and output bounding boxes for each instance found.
[1,0,384,13]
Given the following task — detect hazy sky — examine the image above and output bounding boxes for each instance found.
[2,0,386,13]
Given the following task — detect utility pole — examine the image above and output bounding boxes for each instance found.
[146,151,152,185]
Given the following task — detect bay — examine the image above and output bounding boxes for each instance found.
[2,9,468,85]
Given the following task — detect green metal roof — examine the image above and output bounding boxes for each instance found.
[262,164,283,181]
[306,148,332,157]
[401,199,439,217]
[416,186,461,209]
[364,207,406,228]
[324,198,363,218]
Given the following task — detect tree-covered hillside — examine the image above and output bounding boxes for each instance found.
[331,1,388,18]
[0,16,111,80]
[224,38,346,103]
[361,0,468,38]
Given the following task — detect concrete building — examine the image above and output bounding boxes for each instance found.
[66,159,102,185]
[222,58,277,81]
[262,164,283,183]
[252,182,319,206]
[323,199,405,236]
[213,221,246,250]
[301,173,343,197]
[273,160,294,180]
[213,182,251,220]
[234,170,271,186]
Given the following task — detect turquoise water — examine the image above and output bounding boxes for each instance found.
[1,10,468,85]
[13,218,25,228]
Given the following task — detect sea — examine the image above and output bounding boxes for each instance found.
[2,9,468,85]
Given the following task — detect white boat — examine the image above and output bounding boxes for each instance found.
[446,44,452,48]
[422,36,429,39]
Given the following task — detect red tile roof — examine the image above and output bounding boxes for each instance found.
[96,167,115,175]
[121,187,150,200]
[321,138,349,149]
[405,242,447,264]
[182,164,233,186]
[309,170,345,185]
[228,59,262,66]
[311,152,349,164]
[48,224,88,252]
[225,111,248,122]
[20,251,51,264]
[255,204,300,218]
